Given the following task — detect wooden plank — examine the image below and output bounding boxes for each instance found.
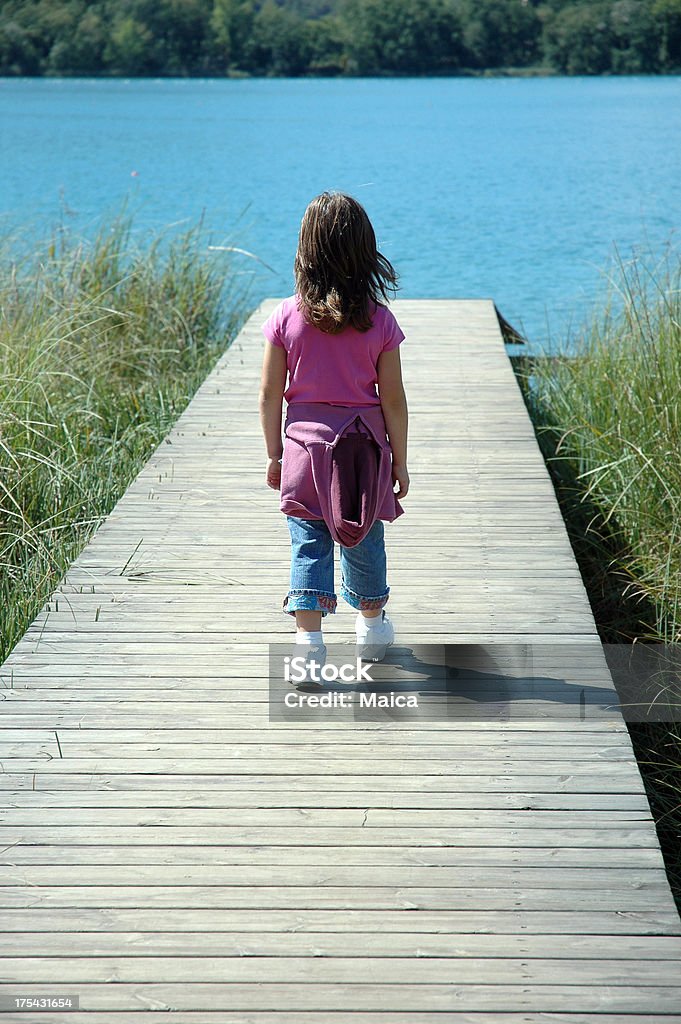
[2,1016,680,1024]
[0,826,664,848]
[0,982,680,1013]
[2,955,680,985]
[0,847,666,868]
[0,808,657,827]
[0,715,631,732]
[0,865,668,889]
[0,743,639,760]
[0,760,645,776]
[1,907,677,935]
[3,931,681,959]
[0,727,633,743]
[0,773,649,795]
[0,886,673,911]
[0,792,653,809]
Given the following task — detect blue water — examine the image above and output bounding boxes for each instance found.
[1,76,680,351]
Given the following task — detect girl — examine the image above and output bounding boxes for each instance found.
[259,191,409,675]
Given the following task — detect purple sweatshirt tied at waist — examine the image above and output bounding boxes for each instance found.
[279,402,404,548]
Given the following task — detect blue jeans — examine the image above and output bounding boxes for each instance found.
[284,516,390,617]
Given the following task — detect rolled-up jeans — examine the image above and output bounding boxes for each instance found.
[284,515,390,617]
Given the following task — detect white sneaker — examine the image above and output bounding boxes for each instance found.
[290,642,327,688]
[355,610,394,663]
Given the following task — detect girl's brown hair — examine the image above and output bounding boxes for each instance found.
[294,191,398,334]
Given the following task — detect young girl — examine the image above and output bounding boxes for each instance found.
[259,191,409,675]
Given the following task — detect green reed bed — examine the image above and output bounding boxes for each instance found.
[514,250,681,906]
[0,210,248,662]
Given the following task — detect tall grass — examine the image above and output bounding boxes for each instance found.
[514,247,681,907]
[520,249,681,643]
[0,208,250,662]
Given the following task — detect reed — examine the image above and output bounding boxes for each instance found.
[514,246,681,905]
[0,206,249,661]
[520,248,680,643]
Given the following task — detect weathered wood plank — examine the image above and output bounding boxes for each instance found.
[0,885,673,911]
[0,759,645,776]
[0,727,633,743]
[3,931,680,959]
[0,772,649,795]
[0,791,653,809]
[1,982,681,1013]
[0,826,664,847]
[0,808,657,827]
[3,1015,680,1024]
[0,864,668,889]
[1,955,678,984]
[1,907,676,934]
[0,847,666,868]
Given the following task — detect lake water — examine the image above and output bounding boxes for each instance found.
[1,76,680,351]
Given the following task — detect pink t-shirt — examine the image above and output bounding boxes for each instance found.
[262,295,404,406]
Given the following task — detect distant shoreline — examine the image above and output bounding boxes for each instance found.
[4,68,681,80]
[4,0,678,80]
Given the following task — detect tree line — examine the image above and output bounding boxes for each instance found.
[1,0,680,78]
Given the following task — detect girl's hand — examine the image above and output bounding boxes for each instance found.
[392,461,409,499]
[266,456,282,490]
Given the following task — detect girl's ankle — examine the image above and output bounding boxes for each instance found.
[295,628,324,643]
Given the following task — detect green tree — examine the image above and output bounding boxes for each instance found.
[460,0,542,68]
[246,0,313,75]
[609,0,659,72]
[307,13,346,73]
[653,0,681,67]
[102,14,158,75]
[33,0,84,49]
[46,7,106,74]
[543,2,614,73]
[209,0,256,70]
[0,0,83,73]
[340,0,464,74]
[0,17,42,73]
[147,0,213,75]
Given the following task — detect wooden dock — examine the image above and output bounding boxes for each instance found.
[1,299,680,1022]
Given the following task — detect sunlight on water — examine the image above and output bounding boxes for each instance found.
[1,75,680,350]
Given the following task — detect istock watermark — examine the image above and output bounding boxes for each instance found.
[284,654,376,685]
[267,642,681,724]
[0,995,80,1011]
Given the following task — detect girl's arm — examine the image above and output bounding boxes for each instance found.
[377,346,409,499]
[259,342,288,489]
